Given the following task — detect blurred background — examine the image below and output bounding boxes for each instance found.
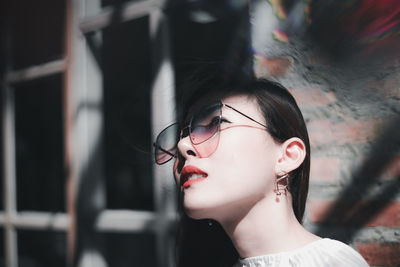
[0,0,399,266]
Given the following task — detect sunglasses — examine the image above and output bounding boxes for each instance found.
[153,101,268,165]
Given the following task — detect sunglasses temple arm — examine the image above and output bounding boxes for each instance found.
[153,143,177,157]
[225,104,268,128]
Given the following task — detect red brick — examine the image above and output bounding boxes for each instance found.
[382,155,400,180]
[367,202,400,227]
[254,55,292,78]
[364,74,400,100]
[384,84,400,99]
[307,118,378,146]
[308,200,400,227]
[288,87,337,107]
[309,157,339,182]
[357,242,400,267]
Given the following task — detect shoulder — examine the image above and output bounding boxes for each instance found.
[234,238,370,267]
[297,238,370,267]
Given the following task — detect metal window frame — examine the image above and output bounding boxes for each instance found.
[0,0,176,266]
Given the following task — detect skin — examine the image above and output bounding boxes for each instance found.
[174,94,320,258]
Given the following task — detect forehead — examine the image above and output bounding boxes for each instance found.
[185,93,263,121]
[222,94,256,108]
[222,94,264,121]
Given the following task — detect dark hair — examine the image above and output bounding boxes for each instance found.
[176,77,310,267]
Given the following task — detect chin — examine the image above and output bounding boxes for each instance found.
[184,207,209,220]
[184,199,231,221]
[185,209,209,220]
[186,213,203,220]
[183,199,215,220]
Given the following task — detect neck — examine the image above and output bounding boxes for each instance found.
[218,193,320,258]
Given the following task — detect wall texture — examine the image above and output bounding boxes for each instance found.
[251,1,400,266]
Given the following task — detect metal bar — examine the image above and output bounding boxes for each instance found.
[149,2,176,222]
[73,0,107,266]
[5,59,66,84]
[0,212,70,231]
[4,227,17,267]
[0,210,175,233]
[150,8,177,267]
[2,85,18,267]
[79,0,164,34]
[95,210,160,232]
[1,3,18,265]
[64,0,76,265]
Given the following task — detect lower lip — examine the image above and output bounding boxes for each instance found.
[181,177,207,190]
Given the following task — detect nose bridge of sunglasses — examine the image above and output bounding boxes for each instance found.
[180,125,190,139]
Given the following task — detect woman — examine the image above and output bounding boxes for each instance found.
[154,78,369,267]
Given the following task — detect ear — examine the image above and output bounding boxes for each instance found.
[275,137,306,174]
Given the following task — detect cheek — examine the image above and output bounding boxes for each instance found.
[211,130,277,189]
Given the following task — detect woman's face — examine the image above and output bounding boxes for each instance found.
[174,94,281,222]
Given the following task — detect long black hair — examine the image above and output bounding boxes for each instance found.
[175,77,310,267]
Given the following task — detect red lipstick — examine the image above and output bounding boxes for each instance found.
[180,165,208,190]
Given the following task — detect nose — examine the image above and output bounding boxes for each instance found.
[177,135,197,160]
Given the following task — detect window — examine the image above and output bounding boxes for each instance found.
[103,232,157,266]
[14,75,65,212]
[18,230,66,267]
[10,0,65,70]
[0,0,176,266]
[102,17,153,211]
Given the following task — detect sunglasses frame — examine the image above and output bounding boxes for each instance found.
[153,101,268,165]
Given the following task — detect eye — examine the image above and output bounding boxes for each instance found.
[220,117,231,124]
[205,116,220,129]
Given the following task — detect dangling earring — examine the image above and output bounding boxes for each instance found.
[274,173,289,203]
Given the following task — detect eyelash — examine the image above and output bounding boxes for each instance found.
[220,117,231,123]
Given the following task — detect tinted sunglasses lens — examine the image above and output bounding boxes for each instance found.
[190,103,222,145]
[154,123,179,164]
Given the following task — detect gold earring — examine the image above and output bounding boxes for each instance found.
[274,173,289,202]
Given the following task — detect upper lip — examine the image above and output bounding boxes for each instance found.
[180,165,208,187]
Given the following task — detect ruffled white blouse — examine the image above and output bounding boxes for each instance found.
[233,238,369,267]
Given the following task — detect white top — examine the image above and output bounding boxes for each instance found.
[233,238,369,267]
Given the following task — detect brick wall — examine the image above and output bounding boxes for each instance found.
[258,56,400,267]
[251,1,400,266]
